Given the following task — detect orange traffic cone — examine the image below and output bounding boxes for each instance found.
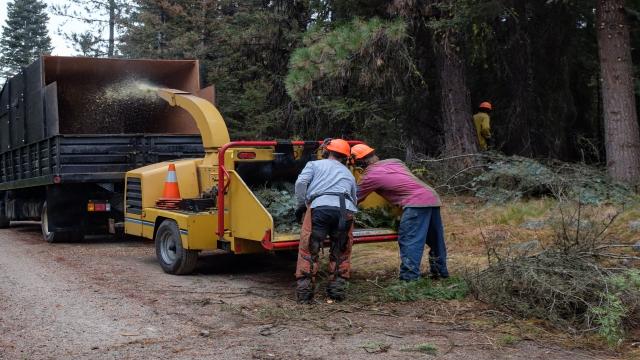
[156,163,181,209]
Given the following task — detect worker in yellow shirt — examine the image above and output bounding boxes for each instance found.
[473,102,493,151]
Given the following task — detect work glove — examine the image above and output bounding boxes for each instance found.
[295,205,307,223]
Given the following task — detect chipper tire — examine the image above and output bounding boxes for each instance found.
[41,202,83,243]
[155,219,198,275]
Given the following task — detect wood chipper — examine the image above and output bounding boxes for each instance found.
[124,88,398,274]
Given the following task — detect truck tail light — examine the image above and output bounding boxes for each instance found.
[87,201,110,212]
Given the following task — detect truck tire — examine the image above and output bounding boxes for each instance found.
[0,201,9,229]
[155,219,198,275]
[41,202,83,243]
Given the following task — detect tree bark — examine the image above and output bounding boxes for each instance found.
[596,0,640,184]
[108,0,115,57]
[503,0,534,156]
[434,29,479,167]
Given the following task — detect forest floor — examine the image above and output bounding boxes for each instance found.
[0,196,637,359]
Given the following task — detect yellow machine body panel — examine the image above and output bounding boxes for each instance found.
[127,159,201,209]
[227,170,273,253]
[138,208,218,250]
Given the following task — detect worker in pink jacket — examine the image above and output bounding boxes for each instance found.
[351,144,449,281]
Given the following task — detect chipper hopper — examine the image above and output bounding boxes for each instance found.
[124,89,399,275]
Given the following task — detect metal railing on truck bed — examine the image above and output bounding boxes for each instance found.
[0,134,203,191]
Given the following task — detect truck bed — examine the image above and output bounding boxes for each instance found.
[0,134,203,190]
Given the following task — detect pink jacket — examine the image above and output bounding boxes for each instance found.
[357,159,441,208]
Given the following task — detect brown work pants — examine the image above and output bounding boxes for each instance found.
[295,207,354,281]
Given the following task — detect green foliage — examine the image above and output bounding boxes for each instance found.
[470,153,639,205]
[286,17,408,99]
[386,277,469,301]
[498,335,521,346]
[590,269,640,347]
[253,182,300,234]
[400,343,438,354]
[0,0,52,78]
[285,16,418,157]
[590,293,627,347]
[354,206,399,229]
[608,269,640,291]
[361,341,391,353]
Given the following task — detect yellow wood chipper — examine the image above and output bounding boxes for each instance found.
[124,88,398,274]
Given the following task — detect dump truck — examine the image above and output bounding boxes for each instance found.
[0,56,208,241]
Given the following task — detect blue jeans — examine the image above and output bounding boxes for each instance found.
[398,207,449,280]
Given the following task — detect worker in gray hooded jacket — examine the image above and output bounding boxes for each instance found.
[293,139,357,304]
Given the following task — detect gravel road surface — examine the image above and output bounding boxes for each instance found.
[0,223,609,359]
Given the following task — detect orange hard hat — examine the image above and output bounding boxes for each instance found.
[479,101,492,110]
[351,144,375,160]
[325,139,351,157]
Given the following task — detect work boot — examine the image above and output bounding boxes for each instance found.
[296,278,314,304]
[326,277,347,301]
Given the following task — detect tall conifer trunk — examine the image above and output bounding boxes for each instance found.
[108,0,115,57]
[596,0,640,184]
[433,29,478,167]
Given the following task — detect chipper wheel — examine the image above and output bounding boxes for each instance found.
[155,219,199,275]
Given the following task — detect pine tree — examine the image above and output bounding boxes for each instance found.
[0,0,52,79]
[596,0,640,185]
[52,0,130,57]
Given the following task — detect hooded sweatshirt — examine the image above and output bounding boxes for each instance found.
[357,159,441,208]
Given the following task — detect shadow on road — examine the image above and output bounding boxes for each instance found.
[196,252,296,277]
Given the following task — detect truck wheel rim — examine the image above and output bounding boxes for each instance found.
[160,231,177,264]
[42,209,51,236]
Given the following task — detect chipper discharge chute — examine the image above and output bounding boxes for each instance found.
[124,89,398,275]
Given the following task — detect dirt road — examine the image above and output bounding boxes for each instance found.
[0,223,609,359]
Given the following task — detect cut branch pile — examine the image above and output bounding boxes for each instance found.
[414,152,639,205]
[469,200,640,346]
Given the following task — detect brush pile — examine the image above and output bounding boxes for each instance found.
[469,202,640,346]
[471,154,637,205]
[414,152,638,205]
